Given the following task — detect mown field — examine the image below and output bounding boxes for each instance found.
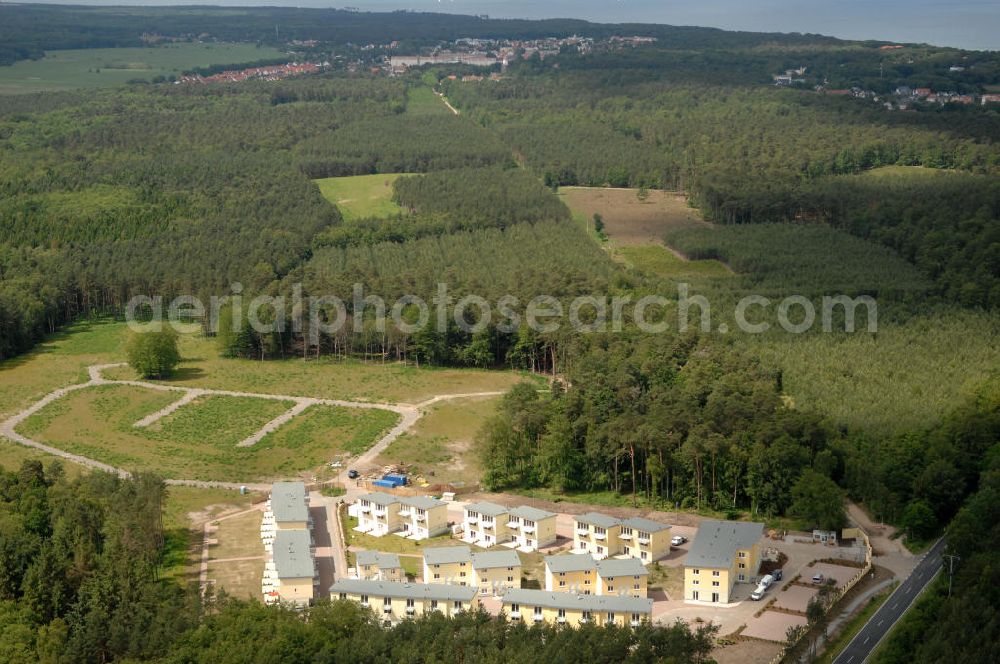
[559,186,710,245]
[314,173,412,221]
[0,42,285,94]
[16,383,398,481]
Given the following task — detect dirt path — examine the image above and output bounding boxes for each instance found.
[435,90,460,115]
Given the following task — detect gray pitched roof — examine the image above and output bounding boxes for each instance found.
[685,519,764,569]
[595,557,648,578]
[273,530,313,579]
[356,551,402,569]
[330,579,477,602]
[622,517,671,533]
[359,491,401,507]
[464,501,509,517]
[502,588,653,615]
[574,512,621,529]
[508,506,556,522]
[271,481,309,523]
[471,550,521,570]
[422,545,472,566]
[544,553,596,574]
[402,496,446,511]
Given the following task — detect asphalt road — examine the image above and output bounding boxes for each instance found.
[833,537,946,664]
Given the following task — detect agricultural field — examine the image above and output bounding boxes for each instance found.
[15,384,398,482]
[559,187,710,245]
[103,331,540,404]
[0,43,285,94]
[376,394,501,486]
[314,173,413,221]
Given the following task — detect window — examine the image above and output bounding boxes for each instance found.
[340,593,347,600]
[459,571,467,578]
[739,562,746,569]
[558,609,566,619]
[511,603,519,612]
[582,611,592,621]
[454,601,462,610]
[434,573,441,579]
[431,600,438,610]
[692,591,699,600]
[406,598,414,608]
[633,584,640,590]
[693,569,700,575]
[738,551,747,558]
[692,579,699,585]
[597,546,604,554]
[383,597,391,606]
[507,576,514,582]
[534,606,542,616]
[608,585,614,592]
[641,552,648,560]
[712,581,720,587]
[361,595,369,604]
[712,570,720,577]
[632,613,641,623]
[607,612,615,623]
[559,580,566,587]
[508,567,514,571]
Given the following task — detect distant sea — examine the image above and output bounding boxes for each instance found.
[22,1,1000,51]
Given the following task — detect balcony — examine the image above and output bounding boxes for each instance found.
[576,528,590,536]
[373,508,387,516]
[521,524,536,533]
[383,606,392,614]
[359,505,371,513]
[557,616,566,624]
[593,532,607,541]
[406,606,416,615]
[619,532,632,540]
[466,516,478,524]
[637,537,650,545]
[630,620,641,628]
[510,611,521,620]
[415,514,426,522]
[533,614,544,622]
[398,509,411,517]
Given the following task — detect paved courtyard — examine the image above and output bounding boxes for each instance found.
[809,561,861,590]
[742,610,808,642]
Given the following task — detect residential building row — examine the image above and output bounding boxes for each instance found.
[543,554,648,597]
[462,502,558,551]
[261,482,317,607]
[421,545,522,596]
[352,492,450,540]
[572,512,671,562]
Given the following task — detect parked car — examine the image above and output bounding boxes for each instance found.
[771,569,783,581]
[751,586,767,601]
[759,574,775,589]
[671,535,687,546]
[812,573,824,584]
[347,469,359,479]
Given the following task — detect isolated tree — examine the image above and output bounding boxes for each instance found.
[126,328,180,379]
[789,469,846,531]
[901,500,938,541]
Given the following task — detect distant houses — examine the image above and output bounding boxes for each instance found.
[422,545,473,585]
[683,519,764,604]
[463,502,513,547]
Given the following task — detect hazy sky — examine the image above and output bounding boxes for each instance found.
[22,1,1000,51]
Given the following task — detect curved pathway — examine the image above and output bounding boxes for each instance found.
[0,363,503,490]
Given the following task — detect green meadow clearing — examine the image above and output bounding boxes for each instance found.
[617,244,733,280]
[314,173,413,221]
[0,43,285,94]
[17,383,399,482]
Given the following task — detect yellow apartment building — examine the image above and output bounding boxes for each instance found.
[471,549,522,596]
[355,492,404,537]
[620,517,671,562]
[683,519,764,604]
[595,557,648,598]
[398,496,450,540]
[330,579,478,623]
[502,588,653,628]
[463,502,513,547]
[268,481,310,531]
[572,512,623,559]
[270,529,315,607]
[422,545,473,585]
[507,505,558,551]
[354,550,405,582]
[544,554,597,594]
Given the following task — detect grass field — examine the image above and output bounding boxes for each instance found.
[103,331,540,403]
[210,510,264,561]
[618,245,733,279]
[0,43,285,94]
[406,85,452,116]
[207,558,263,600]
[343,509,457,557]
[314,173,413,221]
[16,384,397,482]
[377,395,500,486]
